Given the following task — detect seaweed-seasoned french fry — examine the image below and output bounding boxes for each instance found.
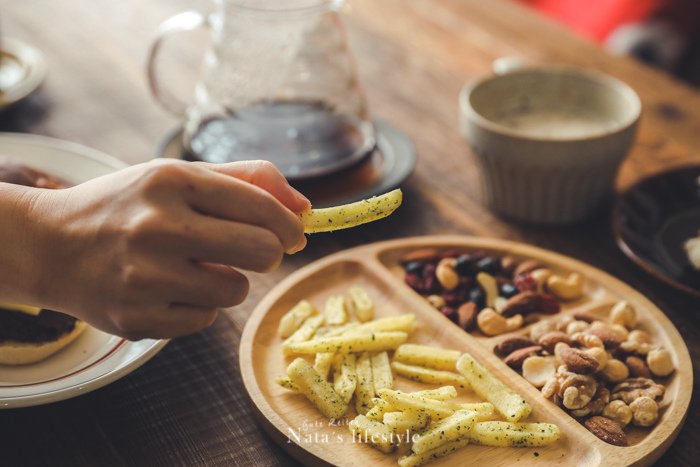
[391,361,470,389]
[333,354,357,404]
[348,415,395,454]
[348,286,374,322]
[393,344,461,371]
[314,352,335,380]
[278,300,317,338]
[468,421,561,447]
[301,189,402,234]
[365,398,393,421]
[348,314,415,335]
[455,402,496,421]
[383,410,429,433]
[324,295,348,325]
[371,352,393,393]
[275,375,298,391]
[377,389,454,419]
[355,353,375,415]
[286,358,348,420]
[398,438,470,467]
[456,353,532,422]
[412,386,458,401]
[286,332,408,355]
[282,315,325,356]
[411,410,477,455]
[314,323,359,339]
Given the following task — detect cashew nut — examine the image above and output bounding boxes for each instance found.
[565,320,590,336]
[628,329,652,345]
[629,396,659,427]
[476,272,499,308]
[647,348,674,377]
[610,301,637,329]
[530,268,553,293]
[476,308,523,336]
[547,272,584,301]
[522,356,557,388]
[436,258,459,291]
[426,294,446,309]
[601,359,629,383]
[602,400,633,427]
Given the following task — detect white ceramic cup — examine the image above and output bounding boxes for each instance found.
[459,64,641,225]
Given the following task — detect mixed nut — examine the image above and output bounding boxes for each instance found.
[493,300,674,446]
[401,248,584,335]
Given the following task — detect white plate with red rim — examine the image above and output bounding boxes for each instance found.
[0,133,168,408]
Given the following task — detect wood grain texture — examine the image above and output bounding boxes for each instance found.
[240,236,692,467]
[0,0,699,465]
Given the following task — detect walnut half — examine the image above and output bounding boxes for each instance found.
[611,377,665,405]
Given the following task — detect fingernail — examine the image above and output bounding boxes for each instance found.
[288,235,307,254]
[290,185,311,207]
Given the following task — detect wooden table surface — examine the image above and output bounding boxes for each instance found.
[1,0,699,465]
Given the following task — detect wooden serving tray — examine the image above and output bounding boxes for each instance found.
[239,236,692,467]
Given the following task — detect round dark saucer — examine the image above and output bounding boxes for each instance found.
[613,165,700,298]
[157,119,416,208]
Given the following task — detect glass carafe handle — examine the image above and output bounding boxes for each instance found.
[146,11,208,116]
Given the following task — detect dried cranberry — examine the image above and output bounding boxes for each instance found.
[404,261,424,275]
[500,283,519,298]
[404,273,423,292]
[442,289,468,306]
[440,306,457,322]
[440,249,462,259]
[468,288,485,310]
[476,257,501,275]
[514,273,537,292]
[458,276,473,289]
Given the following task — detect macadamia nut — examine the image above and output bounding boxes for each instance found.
[602,400,633,427]
[522,356,557,388]
[630,396,659,427]
[610,301,636,329]
[601,359,629,383]
[647,348,674,377]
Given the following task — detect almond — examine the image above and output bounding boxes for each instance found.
[538,331,572,353]
[584,416,628,446]
[504,345,542,370]
[572,311,598,323]
[457,302,477,331]
[500,292,561,317]
[493,336,536,357]
[560,347,598,374]
[588,328,623,349]
[626,356,652,378]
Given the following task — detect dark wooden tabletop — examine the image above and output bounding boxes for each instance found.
[1,0,699,465]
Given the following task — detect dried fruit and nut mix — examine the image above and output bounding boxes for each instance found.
[401,248,585,335]
[492,300,674,446]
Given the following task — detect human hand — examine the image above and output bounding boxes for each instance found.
[23,159,309,340]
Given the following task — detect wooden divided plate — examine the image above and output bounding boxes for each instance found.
[240,236,692,467]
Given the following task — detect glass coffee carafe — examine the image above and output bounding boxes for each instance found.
[148,0,375,180]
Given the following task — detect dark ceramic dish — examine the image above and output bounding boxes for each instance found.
[613,165,700,298]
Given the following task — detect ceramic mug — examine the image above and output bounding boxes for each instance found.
[459,63,642,225]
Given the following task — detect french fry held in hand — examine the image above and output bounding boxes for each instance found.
[468,421,561,447]
[456,353,532,422]
[324,295,348,325]
[393,344,461,371]
[371,352,393,393]
[411,409,477,455]
[390,361,469,390]
[282,314,325,356]
[278,300,317,338]
[348,285,374,322]
[286,358,348,420]
[286,331,408,354]
[300,189,402,233]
